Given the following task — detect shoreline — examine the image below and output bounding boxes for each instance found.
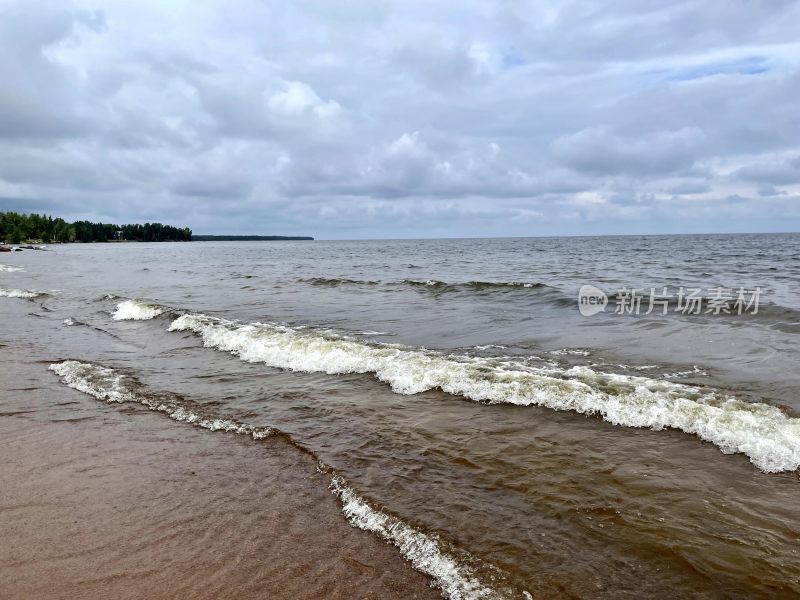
[0,353,440,600]
[4,236,800,598]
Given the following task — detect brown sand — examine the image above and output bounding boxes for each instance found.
[0,367,440,600]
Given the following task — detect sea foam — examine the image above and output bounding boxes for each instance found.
[50,360,512,600]
[331,475,500,599]
[0,264,24,272]
[168,312,800,473]
[112,299,165,320]
[49,361,272,440]
[0,287,44,298]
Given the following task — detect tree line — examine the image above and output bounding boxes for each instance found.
[0,212,192,244]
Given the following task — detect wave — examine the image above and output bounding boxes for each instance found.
[400,280,546,292]
[298,277,547,294]
[0,264,24,272]
[331,476,505,600]
[549,348,591,357]
[49,360,516,600]
[167,312,800,473]
[296,278,800,327]
[0,287,45,299]
[50,361,273,440]
[300,277,380,286]
[112,299,166,321]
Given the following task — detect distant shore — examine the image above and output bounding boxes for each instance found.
[192,235,314,241]
[1,237,314,250]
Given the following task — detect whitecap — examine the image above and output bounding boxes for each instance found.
[49,360,513,599]
[0,287,44,298]
[49,361,271,440]
[331,476,504,599]
[168,312,800,473]
[112,299,164,320]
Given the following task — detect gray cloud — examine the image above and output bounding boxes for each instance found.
[552,126,706,175]
[0,2,101,138]
[0,0,799,237]
[733,156,800,185]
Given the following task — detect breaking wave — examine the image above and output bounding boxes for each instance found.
[0,287,45,299]
[49,360,517,600]
[112,299,165,321]
[0,264,24,272]
[167,312,800,473]
[49,361,273,440]
[331,476,507,600]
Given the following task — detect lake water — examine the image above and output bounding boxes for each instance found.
[2,234,800,598]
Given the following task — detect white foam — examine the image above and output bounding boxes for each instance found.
[168,312,800,473]
[50,359,507,598]
[0,264,24,272]
[112,299,164,320]
[50,361,132,402]
[550,348,591,356]
[330,475,502,600]
[399,279,441,287]
[664,365,709,378]
[49,361,272,440]
[0,287,43,298]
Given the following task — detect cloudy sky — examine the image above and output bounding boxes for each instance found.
[1,0,799,238]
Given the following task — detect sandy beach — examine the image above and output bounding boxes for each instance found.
[0,351,438,600]
[3,238,800,598]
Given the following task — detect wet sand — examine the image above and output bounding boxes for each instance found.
[4,236,800,599]
[0,359,439,600]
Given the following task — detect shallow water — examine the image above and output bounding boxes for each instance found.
[2,235,800,598]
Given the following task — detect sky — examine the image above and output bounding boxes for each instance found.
[1,0,799,239]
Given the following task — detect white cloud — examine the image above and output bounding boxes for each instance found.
[267,81,341,119]
[1,0,799,237]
